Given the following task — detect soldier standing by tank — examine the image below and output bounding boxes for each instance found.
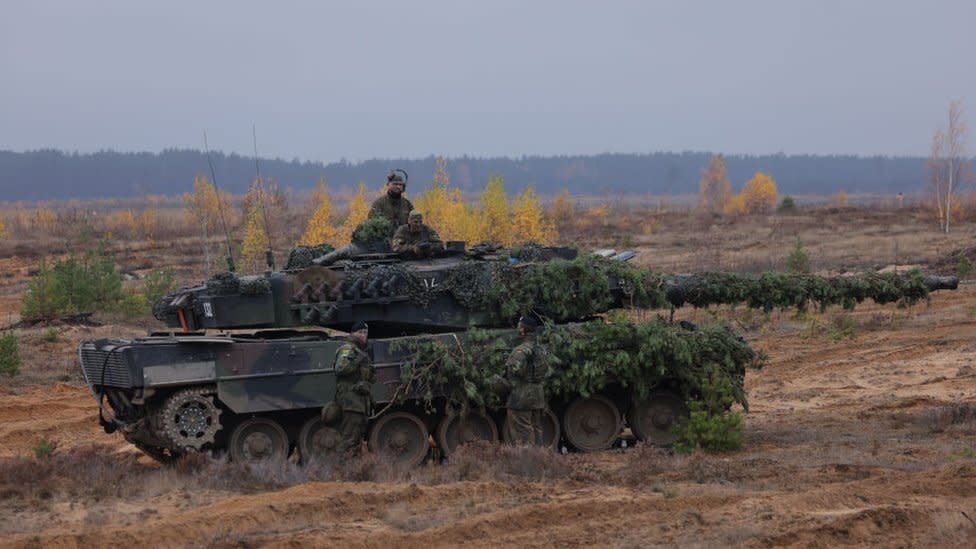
[368,170,414,230]
[392,210,444,257]
[334,321,375,455]
[505,316,550,446]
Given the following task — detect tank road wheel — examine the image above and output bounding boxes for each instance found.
[298,416,342,464]
[368,411,429,468]
[229,417,289,465]
[160,387,223,451]
[629,391,690,446]
[501,409,561,450]
[435,411,499,456]
[562,395,621,452]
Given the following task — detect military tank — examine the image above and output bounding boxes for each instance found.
[79,219,957,466]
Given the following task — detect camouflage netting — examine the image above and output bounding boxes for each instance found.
[352,217,394,245]
[285,243,336,270]
[204,272,271,296]
[662,270,934,312]
[394,318,764,415]
[330,254,939,325]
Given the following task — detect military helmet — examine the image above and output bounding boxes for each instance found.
[408,210,423,221]
[518,315,539,332]
[387,169,408,187]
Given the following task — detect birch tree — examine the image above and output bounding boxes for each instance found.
[698,154,733,214]
[928,100,971,233]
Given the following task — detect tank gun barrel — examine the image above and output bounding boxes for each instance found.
[657,271,957,312]
[153,244,960,335]
[925,275,959,291]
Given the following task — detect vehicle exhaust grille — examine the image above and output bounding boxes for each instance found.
[80,347,132,388]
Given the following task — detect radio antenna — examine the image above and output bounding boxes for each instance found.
[204,131,236,272]
[252,125,275,271]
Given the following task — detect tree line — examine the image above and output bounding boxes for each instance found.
[0,148,940,201]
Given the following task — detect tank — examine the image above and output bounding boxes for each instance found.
[80,228,958,466]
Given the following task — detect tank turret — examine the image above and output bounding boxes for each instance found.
[154,233,958,337]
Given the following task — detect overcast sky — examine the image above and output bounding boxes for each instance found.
[2,1,974,163]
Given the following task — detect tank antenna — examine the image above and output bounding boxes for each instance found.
[204,131,236,272]
[252,125,276,271]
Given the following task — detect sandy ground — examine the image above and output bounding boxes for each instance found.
[1,286,974,547]
[2,209,976,547]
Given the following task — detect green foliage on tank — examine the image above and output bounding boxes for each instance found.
[393,317,764,416]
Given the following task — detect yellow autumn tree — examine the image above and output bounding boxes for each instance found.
[414,157,452,235]
[727,172,778,214]
[477,175,512,245]
[511,185,556,244]
[299,176,339,245]
[106,210,138,239]
[724,194,747,215]
[412,157,481,243]
[0,217,6,240]
[583,204,610,228]
[139,206,158,242]
[832,190,849,207]
[240,201,268,272]
[183,174,234,272]
[34,207,57,233]
[339,182,370,243]
[550,188,575,232]
[698,154,733,213]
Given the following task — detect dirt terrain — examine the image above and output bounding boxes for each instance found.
[2,208,976,547]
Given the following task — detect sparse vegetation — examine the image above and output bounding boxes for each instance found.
[21,244,123,321]
[143,268,176,309]
[32,437,55,459]
[785,237,811,274]
[41,326,58,342]
[957,254,974,278]
[0,331,21,376]
[672,368,745,454]
[778,195,796,212]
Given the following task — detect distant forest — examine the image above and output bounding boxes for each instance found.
[0,149,940,202]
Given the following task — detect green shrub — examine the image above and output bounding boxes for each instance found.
[778,195,796,212]
[118,289,148,318]
[21,244,123,321]
[33,437,55,459]
[41,326,59,342]
[143,269,176,309]
[785,238,811,274]
[958,255,974,279]
[827,314,858,341]
[0,331,21,376]
[672,367,744,454]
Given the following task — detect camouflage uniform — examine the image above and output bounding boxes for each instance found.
[368,194,414,230]
[391,223,444,256]
[334,339,375,454]
[505,334,550,445]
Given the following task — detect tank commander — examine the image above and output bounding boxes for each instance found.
[504,316,551,446]
[392,210,444,257]
[368,170,414,230]
[333,321,375,455]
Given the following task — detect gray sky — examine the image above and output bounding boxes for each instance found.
[2,1,974,162]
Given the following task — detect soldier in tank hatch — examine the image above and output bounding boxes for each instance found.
[392,210,444,258]
[368,169,414,230]
[505,316,551,446]
[332,321,375,455]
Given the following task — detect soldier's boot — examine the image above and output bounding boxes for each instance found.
[337,411,367,456]
[531,409,545,447]
[507,408,535,446]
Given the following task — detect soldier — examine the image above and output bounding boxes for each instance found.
[504,316,551,446]
[333,321,375,455]
[392,210,444,257]
[368,170,414,230]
